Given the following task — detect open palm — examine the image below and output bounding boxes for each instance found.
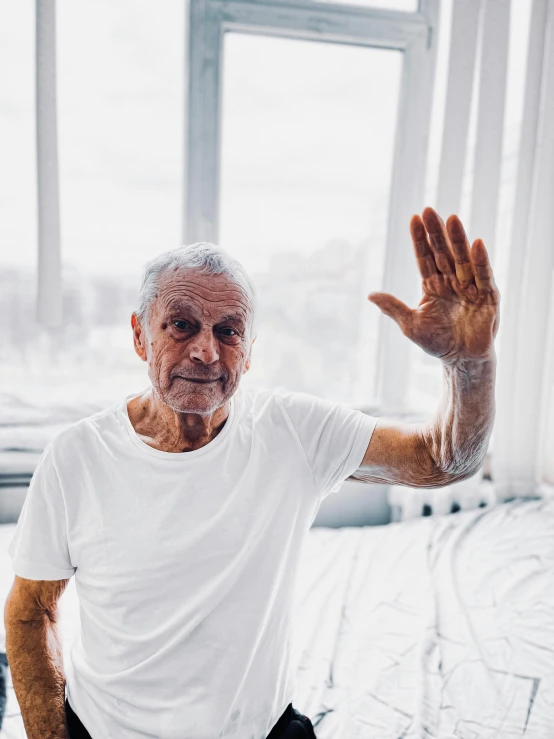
[369,207,500,364]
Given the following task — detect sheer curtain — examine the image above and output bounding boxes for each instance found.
[492,0,554,500]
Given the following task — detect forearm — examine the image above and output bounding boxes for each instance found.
[422,351,496,478]
[5,616,69,739]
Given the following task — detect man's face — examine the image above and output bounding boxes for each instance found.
[132,268,255,415]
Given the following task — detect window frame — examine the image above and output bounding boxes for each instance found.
[184,0,440,408]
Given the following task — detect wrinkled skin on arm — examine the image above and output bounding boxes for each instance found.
[4,575,70,739]
[351,207,499,488]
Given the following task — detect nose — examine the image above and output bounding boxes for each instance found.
[189,328,219,365]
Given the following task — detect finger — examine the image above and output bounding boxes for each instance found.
[422,207,456,276]
[368,292,413,333]
[410,214,438,278]
[446,214,475,284]
[470,239,494,291]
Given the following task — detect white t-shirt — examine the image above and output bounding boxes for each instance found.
[8,383,378,739]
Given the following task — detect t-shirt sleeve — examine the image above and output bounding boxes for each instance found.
[276,387,379,499]
[7,442,76,581]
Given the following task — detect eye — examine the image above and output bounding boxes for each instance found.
[220,328,238,337]
[173,320,190,331]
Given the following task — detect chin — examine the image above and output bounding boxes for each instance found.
[157,378,232,416]
[176,398,223,415]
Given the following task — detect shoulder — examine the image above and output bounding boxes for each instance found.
[46,401,121,469]
[270,385,343,418]
[238,383,341,429]
[238,383,319,412]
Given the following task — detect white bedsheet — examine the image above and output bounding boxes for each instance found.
[1,498,553,738]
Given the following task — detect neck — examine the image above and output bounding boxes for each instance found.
[128,387,232,453]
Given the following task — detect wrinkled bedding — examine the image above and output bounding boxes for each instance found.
[292,499,554,739]
[1,499,553,738]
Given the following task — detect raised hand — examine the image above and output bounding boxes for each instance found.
[368,206,500,364]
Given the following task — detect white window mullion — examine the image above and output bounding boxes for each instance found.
[36,0,62,328]
[375,2,439,410]
[185,0,224,244]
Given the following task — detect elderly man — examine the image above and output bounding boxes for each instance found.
[4,207,498,739]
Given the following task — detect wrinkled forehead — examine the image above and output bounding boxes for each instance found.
[154,268,253,323]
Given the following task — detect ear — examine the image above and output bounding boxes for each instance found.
[131,313,148,362]
[243,335,256,374]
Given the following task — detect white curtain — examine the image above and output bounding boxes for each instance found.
[493,0,554,498]
[392,0,554,517]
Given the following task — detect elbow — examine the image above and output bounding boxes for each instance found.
[434,449,487,487]
[439,464,481,487]
[418,432,486,489]
[5,577,67,630]
[418,465,481,490]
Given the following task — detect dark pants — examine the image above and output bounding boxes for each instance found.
[0,652,8,731]
[65,697,316,738]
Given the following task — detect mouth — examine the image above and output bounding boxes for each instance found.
[177,376,219,384]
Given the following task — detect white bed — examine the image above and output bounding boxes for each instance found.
[1,498,553,738]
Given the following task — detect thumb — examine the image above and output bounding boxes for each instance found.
[368,292,413,332]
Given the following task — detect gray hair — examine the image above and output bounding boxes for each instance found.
[135,242,257,337]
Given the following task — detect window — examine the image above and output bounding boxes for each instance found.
[186,0,439,408]
[1,0,184,408]
[2,0,438,418]
[219,33,402,403]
